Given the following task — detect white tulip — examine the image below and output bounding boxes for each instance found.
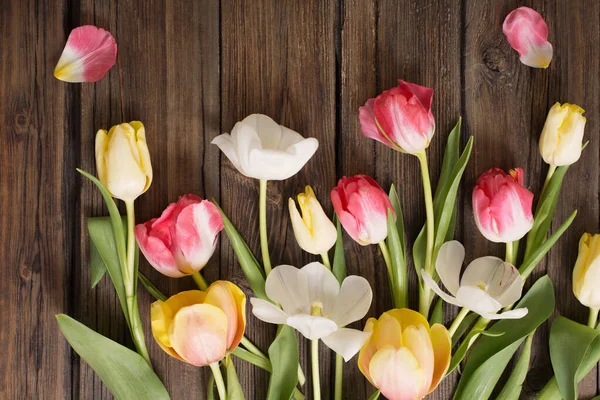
[421,241,528,320]
[251,262,373,361]
[212,114,319,181]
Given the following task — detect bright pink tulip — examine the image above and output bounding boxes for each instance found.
[331,175,394,245]
[135,194,224,277]
[503,7,553,68]
[359,80,435,154]
[472,168,534,243]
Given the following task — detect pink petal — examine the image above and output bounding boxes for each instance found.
[359,98,395,148]
[135,223,184,278]
[54,25,117,83]
[503,7,553,68]
[398,80,434,110]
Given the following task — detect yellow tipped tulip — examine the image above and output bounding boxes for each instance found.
[573,233,600,310]
[539,103,586,166]
[95,121,153,201]
[288,186,337,255]
[151,281,246,367]
[358,309,451,400]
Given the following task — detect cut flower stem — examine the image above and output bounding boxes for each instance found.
[416,150,435,317]
[311,339,321,400]
[259,179,272,275]
[209,362,227,400]
[448,307,470,337]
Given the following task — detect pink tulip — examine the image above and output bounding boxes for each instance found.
[359,80,435,154]
[472,168,534,243]
[503,7,553,68]
[331,175,394,245]
[135,194,224,277]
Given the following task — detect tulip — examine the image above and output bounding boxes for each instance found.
[539,103,586,166]
[472,167,534,243]
[135,194,223,278]
[359,80,435,154]
[54,25,117,82]
[503,7,553,68]
[251,262,373,361]
[211,114,319,181]
[95,122,153,202]
[573,233,600,310]
[421,241,528,320]
[331,175,394,246]
[151,281,246,366]
[288,186,337,256]
[358,308,451,400]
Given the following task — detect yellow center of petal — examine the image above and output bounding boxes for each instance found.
[311,301,324,317]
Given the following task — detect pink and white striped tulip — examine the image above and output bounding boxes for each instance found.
[359,80,435,154]
[472,168,534,243]
[54,25,117,82]
[503,7,553,69]
[331,175,394,245]
[135,194,224,278]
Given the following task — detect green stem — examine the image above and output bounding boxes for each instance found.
[541,165,557,195]
[448,307,470,337]
[125,201,151,366]
[379,241,400,308]
[232,347,272,371]
[192,271,209,290]
[453,317,490,362]
[416,150,435,317]
[334,353,343,400]
[209,362,227,400]
[588,308,599,329]
[320,252,331,269]
[259,179,272,275]
[311,339,321,400]
[241,336,267,360]
[505,241,518,265]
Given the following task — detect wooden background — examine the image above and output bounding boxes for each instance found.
[1,0,598,398]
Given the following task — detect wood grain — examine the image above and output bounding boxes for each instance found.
[1,0,598,399]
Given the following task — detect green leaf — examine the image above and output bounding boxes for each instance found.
[367,390,381,400]
[266,325,299,400]
[454,275,555,400]
[90,239,107,288]
[138,272,167,301]
[388,184,406,260]
[451,312,479,347]
[56,314,170,400]
[207,374,216,400]
[214,201,267,300]
[386,209,408,308]
[429,298,443,326]
[495,330,535,400]
[225,357,246,400]
[550,317,600,400]
[232,347,272,372]
[332,218,347,284]
[448,329,504,375]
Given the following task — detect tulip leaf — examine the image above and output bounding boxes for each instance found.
[429,298,444,326]
[266,325,299,400]
[225,356,246,400]
[233,347,272,372]
[388,184,406,260]
[56,314,170,400]
[367,390,381,400]
[386,209,408,308]
[495,330,535,400]
[451,312,479,347]
[448,329,504,375]
[332,218,346,284]
[138,272,167,301]
[90,239,108,288]
[207,374,216,400]
[454,275,555,400]
[214,201,267,300]
[549,316,600,400]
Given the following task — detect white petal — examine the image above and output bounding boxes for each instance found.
[242,114,283,150]
[250,298,289,324]
[278,126,306,150]
[322,328,372,362]
[481,308,528,320]
[435,240,465,296]
[456,286,502,315]
[212,134,244,175]
[301,262,340,314]
[248,137,319,181]
[287,314,338,340]
[330,276,373,327]
[265,265,310,315]
[233,122,263,178]
[520,41,553,69]
[462,256,523,306]
[420,270,463,307]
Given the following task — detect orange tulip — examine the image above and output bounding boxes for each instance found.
[358,309,451,400]
[151,281,246,366]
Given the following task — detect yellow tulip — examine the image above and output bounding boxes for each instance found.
[288,186,337,255]
[358,309,451,400]
[95,122,153,201]
[151,281,246,366]
[539,103,586,166]
[573,233,600,310]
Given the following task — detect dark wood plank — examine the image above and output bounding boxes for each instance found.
[0,0,74,398]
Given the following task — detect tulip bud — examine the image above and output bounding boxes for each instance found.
[358,309,451,400]
[359,80,435,154]
[151,282,246,367]
[135,195,224,278]
[472,168,534,243]
[95,122,153,201]
[539,103,586,166]
[331,175,394,245]
[503,7,553,68]
[573,233,600,310]
[288,186,337,255]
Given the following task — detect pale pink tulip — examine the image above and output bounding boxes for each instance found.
[503,7,553,68]
[331,175,394,245]
[359,80,435,154]
[472,168,534,243]
[135,194,224,277]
